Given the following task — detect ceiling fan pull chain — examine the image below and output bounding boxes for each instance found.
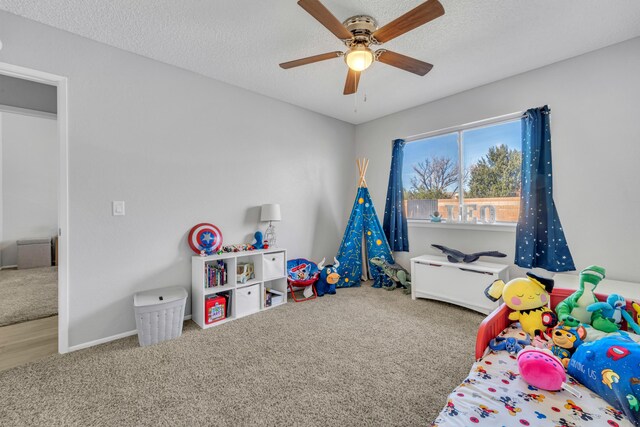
[354,90,358,113]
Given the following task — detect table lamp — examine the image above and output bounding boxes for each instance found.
[260,204,281,247]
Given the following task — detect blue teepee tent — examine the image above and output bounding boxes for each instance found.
[336,159,394,288]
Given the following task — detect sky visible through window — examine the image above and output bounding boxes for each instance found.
[402,120,521,192]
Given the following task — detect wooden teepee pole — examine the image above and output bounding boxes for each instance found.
[357,158,369,188]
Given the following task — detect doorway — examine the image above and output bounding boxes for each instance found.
[0,62,69,368]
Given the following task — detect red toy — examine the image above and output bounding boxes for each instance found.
[188,223,223,255]
[205,295,226,324]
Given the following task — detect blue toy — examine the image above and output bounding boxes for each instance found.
[568,334,640,424]
[489,336,531,354]
[550,323,587,368]
[587,294,640,334]
[316,257,340,297]
[252,231,264,250]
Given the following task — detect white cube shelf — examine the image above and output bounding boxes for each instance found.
[191,248,287,329]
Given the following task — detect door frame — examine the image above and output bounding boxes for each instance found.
[0,62,70,353]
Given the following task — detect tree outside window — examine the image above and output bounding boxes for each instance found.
[403,120,522,224]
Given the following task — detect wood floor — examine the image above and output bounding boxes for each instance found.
[0,315,58,372]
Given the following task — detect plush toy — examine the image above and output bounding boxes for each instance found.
[587,294,640,334]
[432,244,507,264]
[634,302,640,325]
[517,347,582,398]
[485,272,557,338]
[489,336,531,354]
[316,257,340,297]
[588,294,625,324]
[550,323,587,368]
[252,231,264,250]
[555,265,618,333]
[369,257,411,293]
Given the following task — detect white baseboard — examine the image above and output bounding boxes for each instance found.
[0,265,18,270]
[67,314,193,353]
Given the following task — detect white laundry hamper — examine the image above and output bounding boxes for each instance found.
[133,286,188,347]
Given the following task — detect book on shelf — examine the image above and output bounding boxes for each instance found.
[205,260,227,288]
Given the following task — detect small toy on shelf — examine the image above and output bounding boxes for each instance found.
[489,336,530,354]
[252,231,264,250]
[236,263,255,284]
[555,266,619,333]
[550,323,586,368]
[430,211,442,223]
[587,294,640,334]
[222,243,255,253]
[316,257,340,297]
[485,272,557,339]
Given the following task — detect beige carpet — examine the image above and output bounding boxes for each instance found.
[0,267,57,327]
[0,284,483,426]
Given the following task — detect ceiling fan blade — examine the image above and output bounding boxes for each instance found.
[297,0,353,40]
[343,69,361,95]
[372,0,444,44]
[376,50,433,76]
[280,51,343,69]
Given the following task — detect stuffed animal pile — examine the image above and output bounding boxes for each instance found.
[485,264,640,421]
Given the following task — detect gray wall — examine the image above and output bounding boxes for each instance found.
[0,74,57,114]
[356,37,640,283]
[0,11,355,348]
[1,112,58,267]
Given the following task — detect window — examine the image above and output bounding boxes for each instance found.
[403,118,522,225]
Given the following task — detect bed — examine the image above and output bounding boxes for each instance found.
[432,288,640,427]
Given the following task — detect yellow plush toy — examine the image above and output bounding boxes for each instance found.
[485,272,557,338]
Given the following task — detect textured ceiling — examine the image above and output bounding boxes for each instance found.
[1,1,639,124]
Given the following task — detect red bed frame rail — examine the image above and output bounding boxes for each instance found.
[475,288,639,360]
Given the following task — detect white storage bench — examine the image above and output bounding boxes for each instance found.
[410,255,508,314]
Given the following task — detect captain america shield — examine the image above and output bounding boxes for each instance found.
[188,223,223,255]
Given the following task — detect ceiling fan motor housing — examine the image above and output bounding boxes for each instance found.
[343,15,378,46]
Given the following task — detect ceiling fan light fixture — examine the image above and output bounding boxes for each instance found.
[345,45,373,72]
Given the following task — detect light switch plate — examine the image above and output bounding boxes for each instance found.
[112,201,125,216]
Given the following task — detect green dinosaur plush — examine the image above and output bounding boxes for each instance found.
[370,257,411,294]
[555,265,619,333]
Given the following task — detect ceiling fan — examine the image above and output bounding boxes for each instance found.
[279,0,445,95]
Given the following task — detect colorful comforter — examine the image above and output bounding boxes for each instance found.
[432,323,635,427]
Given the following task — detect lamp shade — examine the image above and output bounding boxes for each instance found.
[260,204,281,222]
[345,46,373,72]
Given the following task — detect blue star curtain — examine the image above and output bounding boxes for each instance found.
[515,106,575,272]
[383,139,409,251]
[336,187,394,288]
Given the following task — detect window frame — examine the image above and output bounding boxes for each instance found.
[400,111,524,230]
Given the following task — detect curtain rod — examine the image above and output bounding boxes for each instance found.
[398,110,526,144]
